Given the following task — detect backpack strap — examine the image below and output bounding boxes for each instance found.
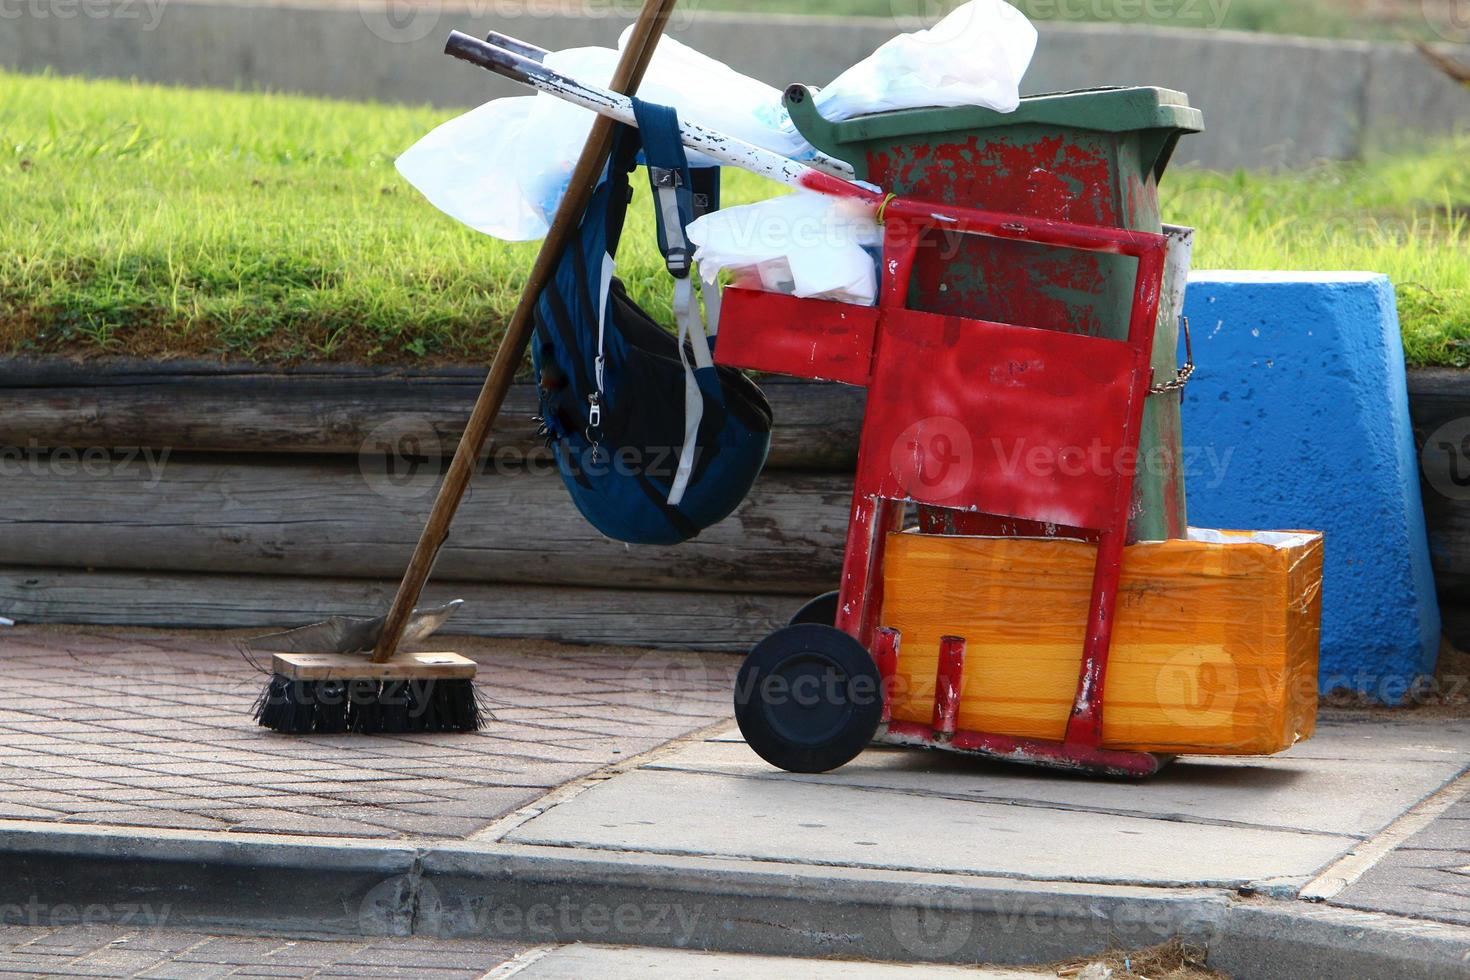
[688,165,723,342]
[631,98,722,508]
[632,99,694,279]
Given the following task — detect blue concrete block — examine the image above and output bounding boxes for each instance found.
[1180,272,1439,702]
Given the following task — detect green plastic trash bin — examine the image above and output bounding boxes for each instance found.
[785,85,1203,541]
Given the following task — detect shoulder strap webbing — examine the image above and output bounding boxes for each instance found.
[631,98,694,279]
[628,99,719,507]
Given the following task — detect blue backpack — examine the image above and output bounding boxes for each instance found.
[531,100,773,546]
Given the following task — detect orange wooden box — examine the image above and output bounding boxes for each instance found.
[879,529,1323,755]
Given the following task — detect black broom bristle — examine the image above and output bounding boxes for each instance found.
[253,674,483,734]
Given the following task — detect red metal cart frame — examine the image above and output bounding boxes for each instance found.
[715,191,1170,778]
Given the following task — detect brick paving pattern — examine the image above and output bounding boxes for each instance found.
[0,626,735,839]
[0,924,524,978]
[1332,786,1470,926]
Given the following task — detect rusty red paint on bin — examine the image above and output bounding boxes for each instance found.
[869,136,1120,225]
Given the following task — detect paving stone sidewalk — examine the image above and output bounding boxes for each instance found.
[0,928,1076,979]
[0,924,524,979]
[504,708,1470,906]
[1332,781,1470,926]
[0,626,735,840]
[4,626,1470,976]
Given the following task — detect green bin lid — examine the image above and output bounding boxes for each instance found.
[784,85,1203,147]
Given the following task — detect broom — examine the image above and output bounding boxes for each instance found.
[251,0,681,734]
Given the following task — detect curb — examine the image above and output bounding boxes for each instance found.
[4,820,1470,976]
[419,843,1227,964]
[1211,903,1470,980]
[0,821,418,936]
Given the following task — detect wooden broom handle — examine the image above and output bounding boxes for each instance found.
[372,0,680,662]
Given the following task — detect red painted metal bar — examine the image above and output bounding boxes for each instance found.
[1064,240,1166,747]
[797,169,1168,261]
[932,636,966,736]
[873,627,900,726]
[836,495,904,647]
[882,720,1167,779]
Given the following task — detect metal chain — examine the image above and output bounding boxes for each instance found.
[1149,315,1194,395]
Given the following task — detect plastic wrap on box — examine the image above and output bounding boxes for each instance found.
[879,528,1322,755]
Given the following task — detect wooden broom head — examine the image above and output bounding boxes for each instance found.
[255,653,482,734]
[271,651,477,681]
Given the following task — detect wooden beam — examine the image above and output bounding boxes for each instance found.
[3,356,1462,602]
[0,567,789,650]
[0,454,849,595]
[1405,368,1470,601]
[0,358,864,470]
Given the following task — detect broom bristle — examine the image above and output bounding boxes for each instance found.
[253,674,483,734]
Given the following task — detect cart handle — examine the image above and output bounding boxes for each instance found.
[484,31,548,63]
[864,197,1170,352]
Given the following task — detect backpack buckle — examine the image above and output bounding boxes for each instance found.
[649,167,691,279]
[649,167,682,190]
[585,392,605,462]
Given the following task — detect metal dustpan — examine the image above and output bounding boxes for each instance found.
[246,601,478,685]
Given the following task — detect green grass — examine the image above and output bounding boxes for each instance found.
[1,69,1466,366]
[1161,146,1470,367]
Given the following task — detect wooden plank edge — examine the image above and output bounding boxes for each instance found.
[0,567,788,651]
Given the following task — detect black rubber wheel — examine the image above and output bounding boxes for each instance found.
[788,590,840,627]
[734,624,883,773]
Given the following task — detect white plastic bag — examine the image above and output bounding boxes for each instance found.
[812,0,1037,120]
[612,27,813,163]
[396,36,818,242]
[394,96,553,241]
[687,191,881,306]
[397,3,1037,242]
